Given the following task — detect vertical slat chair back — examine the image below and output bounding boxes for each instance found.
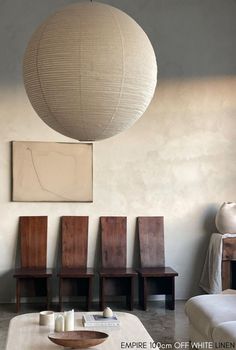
[61,216,89,268]
[138,216,165,268]
[20,216,48,268]
[101,216,127,269]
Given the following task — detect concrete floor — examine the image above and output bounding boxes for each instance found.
[0,300,189,349]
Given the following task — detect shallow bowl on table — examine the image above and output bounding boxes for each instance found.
[48,330,109,349]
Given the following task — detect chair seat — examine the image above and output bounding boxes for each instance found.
[99,268,137,277]
[136,266,178,277]
[13,268,53,278]
[58,267,94,277]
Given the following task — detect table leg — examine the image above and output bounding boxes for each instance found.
[222,261,231,290]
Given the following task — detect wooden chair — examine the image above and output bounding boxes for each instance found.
[58,216,94,311]
[99,216,137,311]
[137,216,178,310]
[13,216,52,312]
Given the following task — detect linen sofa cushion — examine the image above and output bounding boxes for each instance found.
[185,295,236,340]
[212,321,236,343]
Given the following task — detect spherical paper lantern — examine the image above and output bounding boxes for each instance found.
[23,1,157,141]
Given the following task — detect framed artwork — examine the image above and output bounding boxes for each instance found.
[12,141,93,202]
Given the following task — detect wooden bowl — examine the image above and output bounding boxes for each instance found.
[48,330,109,349]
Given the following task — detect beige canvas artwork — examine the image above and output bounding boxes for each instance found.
[12,141,93,202]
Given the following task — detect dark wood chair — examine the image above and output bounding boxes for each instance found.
[58,216,94,311]
[99,216,137,311]
[137,216,178,310]
[13,216,52,312]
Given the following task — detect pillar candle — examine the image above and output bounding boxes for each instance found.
[64,310,74,331]
[55,315,64,332]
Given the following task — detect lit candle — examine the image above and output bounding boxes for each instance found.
[55,315,64,332]
[64,310,74,331]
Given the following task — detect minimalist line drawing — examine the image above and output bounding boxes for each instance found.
[12,141,93,202]
[26,147,73,200]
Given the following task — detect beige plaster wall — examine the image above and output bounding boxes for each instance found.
[0,0,235,302]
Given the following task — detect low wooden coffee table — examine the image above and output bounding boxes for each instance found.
[6,312,154,349]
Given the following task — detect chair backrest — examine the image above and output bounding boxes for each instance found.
[61,216,88,268]
[138,216,165,268]
[20,216,48,268]
[101,216,127,269]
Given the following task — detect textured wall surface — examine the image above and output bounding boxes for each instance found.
[0,0,235,302]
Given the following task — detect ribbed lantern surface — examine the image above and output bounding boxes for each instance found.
[23,2,157,141]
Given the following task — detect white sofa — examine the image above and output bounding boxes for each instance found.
[185,293,236,348]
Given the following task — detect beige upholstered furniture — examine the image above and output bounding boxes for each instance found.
[6,312,153,350]
[185,293,236,348]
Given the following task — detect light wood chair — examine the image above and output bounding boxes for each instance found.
[13,216,52,312]
[98,216,137,311]
[58,216,94,311]
[137,216,178,310]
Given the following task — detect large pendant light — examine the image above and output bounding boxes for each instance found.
[23,1,157,141]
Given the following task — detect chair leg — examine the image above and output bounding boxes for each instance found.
[143,277,148,311]
[127,277,134,311]
[59,278,63,311]
[87,277,93,311]
[46,278,50,310]
[138,275,147,310]
[138,275,143,309]
[99,277,105,311]
[165,277,175,310]
[16,279,20,313]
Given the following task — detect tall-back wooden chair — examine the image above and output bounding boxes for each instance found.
[58,216,94,311]
[13,216,52,312]
[137,217,178,310]
[99,217,137,310]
